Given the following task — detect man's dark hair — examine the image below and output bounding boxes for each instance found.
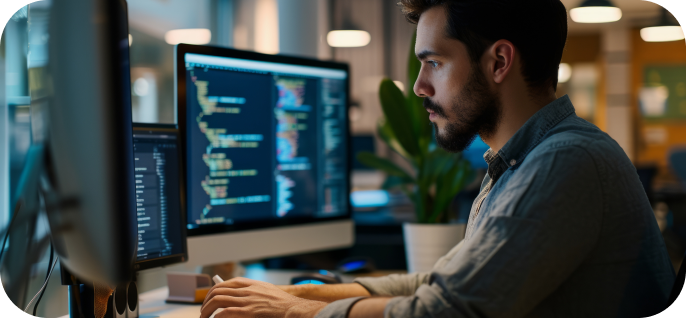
[399,0,568,94]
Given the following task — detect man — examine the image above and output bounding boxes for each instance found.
[200,1,676,317]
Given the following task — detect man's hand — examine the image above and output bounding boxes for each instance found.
[200,277,328,318]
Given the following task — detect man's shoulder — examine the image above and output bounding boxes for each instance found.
[512,115,634,186]
[528,115,626,163]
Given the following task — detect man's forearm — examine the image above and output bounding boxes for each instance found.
[279,283,371,303]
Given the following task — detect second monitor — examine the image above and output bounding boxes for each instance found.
[132,124,187,271]
[176,45,353,265]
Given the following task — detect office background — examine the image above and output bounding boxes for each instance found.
[1,0,686,316]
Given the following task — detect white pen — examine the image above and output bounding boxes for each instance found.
[212,275,224,284]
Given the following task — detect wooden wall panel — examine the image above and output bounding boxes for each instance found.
[561,34,601,64]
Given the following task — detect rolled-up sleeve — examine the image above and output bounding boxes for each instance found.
[316,240,465,318]
[354,240,465,297]
[353,272,431,296]
[381,146,604,317]
[313,273,432,318]
[315,297,367,318]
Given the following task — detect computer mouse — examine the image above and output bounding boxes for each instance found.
[290,270,342,285]
[337,257,376,274]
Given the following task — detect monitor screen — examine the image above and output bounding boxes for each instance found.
[132,125,187,270]
[177,46,350,236]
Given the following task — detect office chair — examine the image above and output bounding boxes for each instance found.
[668,149,686,305]
[635,165,657,202]
[670,149,686,188]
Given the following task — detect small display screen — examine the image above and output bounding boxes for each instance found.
[132,128,185,262]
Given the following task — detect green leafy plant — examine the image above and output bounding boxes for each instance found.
[357,33,473,224]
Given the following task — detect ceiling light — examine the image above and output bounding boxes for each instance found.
[128,34,132,47]
[570,0,622,24]
[164,29,212,45]
[641,26,684,42]
[558,63,572,83]
[641,8,684,42]
[327,2,370,48]
[327,30,370,48]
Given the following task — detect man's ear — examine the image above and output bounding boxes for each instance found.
[485,40,516,85]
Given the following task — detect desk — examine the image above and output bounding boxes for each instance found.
[56,286,202,318]
[57,270,375,318]
[145,270,360,317]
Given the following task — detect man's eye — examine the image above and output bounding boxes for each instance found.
[428,61,438,68]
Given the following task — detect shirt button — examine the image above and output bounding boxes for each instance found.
[510,159,517,166]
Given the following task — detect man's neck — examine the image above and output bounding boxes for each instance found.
[483,92,557,153]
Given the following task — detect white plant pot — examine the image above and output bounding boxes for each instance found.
[403,223,465,273]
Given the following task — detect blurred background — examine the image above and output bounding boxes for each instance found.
[1,0,686,316]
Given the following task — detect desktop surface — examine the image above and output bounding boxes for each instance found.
[55,269,402,318]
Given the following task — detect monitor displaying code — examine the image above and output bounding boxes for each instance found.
[133,129,185,261]
[184,53,349,229]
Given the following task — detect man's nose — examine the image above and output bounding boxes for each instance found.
[413,71,434,98]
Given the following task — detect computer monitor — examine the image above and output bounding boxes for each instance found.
[46,0,137,285]
[131,124,188,271]
[175,45,354,266]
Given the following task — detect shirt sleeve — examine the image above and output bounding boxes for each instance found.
[382,145,604,318]
[314,297,367,318]
[353,240,465,296]
[353,272,431,297]
[312,271,433,318]
[315,239,467,317]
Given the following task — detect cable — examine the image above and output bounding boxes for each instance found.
[24,255,57,312]
[0,201,22,264]
[24,255,58,312]
[32,243,54,316]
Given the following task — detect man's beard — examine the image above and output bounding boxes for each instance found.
[424,66,502,153]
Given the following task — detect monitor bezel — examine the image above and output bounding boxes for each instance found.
[175,44,352,238]
[132,123,189,271]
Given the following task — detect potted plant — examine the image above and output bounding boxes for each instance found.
[357,33,473,273]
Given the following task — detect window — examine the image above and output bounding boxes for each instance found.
[1,5,30,229]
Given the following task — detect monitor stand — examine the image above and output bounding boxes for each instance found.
[62,268,147,318]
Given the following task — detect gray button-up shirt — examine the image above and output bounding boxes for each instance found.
[316,95,675,318]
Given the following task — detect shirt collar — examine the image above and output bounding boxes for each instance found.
[483,95,576,178]
[483,148,507,184]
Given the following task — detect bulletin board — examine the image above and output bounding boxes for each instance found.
[640,65,686,120]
